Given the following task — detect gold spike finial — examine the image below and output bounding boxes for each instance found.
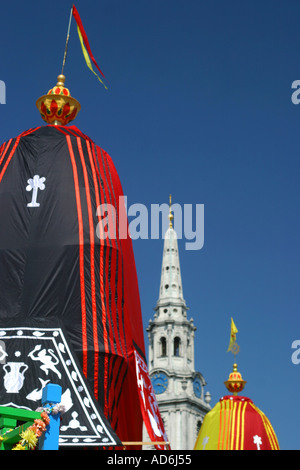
[169,194,174,228]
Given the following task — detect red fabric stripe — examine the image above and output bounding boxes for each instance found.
[87,141,110,358]
[0,137,20,183]
[0,128,48,178]
[90,143,112,416]
[102,150,127,354]
[90,142,110,356]
[102,150,127,357]
[100,149,123,351]
[94,145,120,418]
[0,139,13,168]
[72,5,106,79]
[66,134,88,376]
[19,127,41,137]
[77,137,99,398]
[93,146,117,333]
[100,148,132,428]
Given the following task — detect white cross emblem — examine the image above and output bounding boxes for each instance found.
[253,435,262,450]
[202,436,209,449]
[26,175,46,207]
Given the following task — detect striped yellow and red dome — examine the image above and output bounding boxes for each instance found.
[194,395,279,450]
[194,364,279,450]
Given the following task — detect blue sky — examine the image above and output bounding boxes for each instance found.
[1,0,299,450]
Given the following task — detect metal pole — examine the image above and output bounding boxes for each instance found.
[61,5,74,75]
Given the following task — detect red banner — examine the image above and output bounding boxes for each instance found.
[134,350,169,450]
[72,5,106,80]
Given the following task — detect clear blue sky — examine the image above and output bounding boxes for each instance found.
[1,0,299,450]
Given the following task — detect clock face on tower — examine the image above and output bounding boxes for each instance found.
[151,372,169,395]
[193,377,202,398]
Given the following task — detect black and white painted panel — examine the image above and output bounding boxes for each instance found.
[0,325,121,447]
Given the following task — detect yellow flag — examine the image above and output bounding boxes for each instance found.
[227,317,238,352]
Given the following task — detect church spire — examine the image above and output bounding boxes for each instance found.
[156,195,186,311]
[146,197,211,450]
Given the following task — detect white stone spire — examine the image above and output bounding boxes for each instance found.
[145,196,211,450]
[156,195,186,312]
[149,194,195,374]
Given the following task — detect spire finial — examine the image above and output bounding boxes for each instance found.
[224,363,247,395]
[36,74,81,125]
[169,194,174,228]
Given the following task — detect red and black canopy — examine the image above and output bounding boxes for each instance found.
[0,125,148,446]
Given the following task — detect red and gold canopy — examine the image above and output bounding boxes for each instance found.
[194,395,279,450]
[194,363,279,450]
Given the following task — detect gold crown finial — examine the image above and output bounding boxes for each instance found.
[169,194,174,228]
[224,363,247,395]
[36,74,81,126]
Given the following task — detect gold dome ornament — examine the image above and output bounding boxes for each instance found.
[224,363,247,395]
[36,75,81,125]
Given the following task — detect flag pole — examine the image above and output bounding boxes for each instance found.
[61,5,74,75]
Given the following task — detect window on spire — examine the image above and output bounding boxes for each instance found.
[174,337,181,357]
[160,337,167,357]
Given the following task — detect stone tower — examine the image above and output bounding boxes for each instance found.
[145,197,211,450]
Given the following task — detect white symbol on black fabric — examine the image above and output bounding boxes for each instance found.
[26,175,46,207]
[28,345,61,379]
[61,388,73,413]
[60,411,88,432]
[26,378,50,402]
[0,343,8,362]
[3,362,28,393]
[253,435,262,450]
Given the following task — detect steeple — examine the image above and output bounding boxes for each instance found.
[156,195,186,314]
[145,196,211,450]
[148,195,196,373]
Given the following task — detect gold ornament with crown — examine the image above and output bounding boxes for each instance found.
[224,362,247,395]
[224,318,247,395]
[36,74,81,126]
[36,7,81,126]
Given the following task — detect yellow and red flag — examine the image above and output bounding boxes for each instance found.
[227,317,239,353]
[72,5,108,89]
